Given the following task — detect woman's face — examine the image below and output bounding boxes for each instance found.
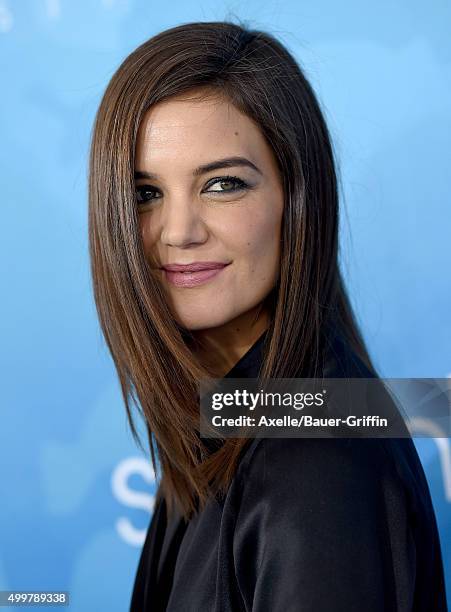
[135,90,284,331]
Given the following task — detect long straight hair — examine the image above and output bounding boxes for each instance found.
[88,20,378,520]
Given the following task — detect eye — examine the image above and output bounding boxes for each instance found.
[135,185,162,205]
[135,175,251,208]
[204,175,249,195]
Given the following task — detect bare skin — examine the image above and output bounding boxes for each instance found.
[135,88,284,377]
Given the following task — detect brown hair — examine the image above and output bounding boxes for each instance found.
[88,19,377,520]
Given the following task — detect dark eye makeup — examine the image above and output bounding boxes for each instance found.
[135,175,252,206]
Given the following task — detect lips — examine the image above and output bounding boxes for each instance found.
[161,262,229,272]
[160,262,230,288]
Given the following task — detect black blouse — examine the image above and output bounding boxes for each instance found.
[130,329,448,611]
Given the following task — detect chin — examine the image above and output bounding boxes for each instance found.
[173,307,236,332]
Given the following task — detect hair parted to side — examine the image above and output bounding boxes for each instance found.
[88,19,377,520]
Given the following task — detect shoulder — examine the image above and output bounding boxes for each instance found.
[230,437,419,610]
[236,436,407,503]
[231,435,427,548]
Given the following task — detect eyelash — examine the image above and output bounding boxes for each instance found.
[135,175,250,206]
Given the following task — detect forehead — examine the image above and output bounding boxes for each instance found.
[135,93,267,169]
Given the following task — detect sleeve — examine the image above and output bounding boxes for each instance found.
[233,437,416,612]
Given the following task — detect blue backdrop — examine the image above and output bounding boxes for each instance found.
[0,1,449,610]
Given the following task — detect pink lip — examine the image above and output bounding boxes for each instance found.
[161,261,229,272]
[160,262,230,288]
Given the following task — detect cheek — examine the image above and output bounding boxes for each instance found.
[217,211,281,299]
[139,215,157,253]
[235,206,282,268]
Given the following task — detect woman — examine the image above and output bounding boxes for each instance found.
[88,21,448,611]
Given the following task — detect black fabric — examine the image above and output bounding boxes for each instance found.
[130,328,448,611]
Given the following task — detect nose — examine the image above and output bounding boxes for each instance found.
[159,197,208,248]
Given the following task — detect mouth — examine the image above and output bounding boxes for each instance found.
[160,262,231,288]
[161,261,230,272]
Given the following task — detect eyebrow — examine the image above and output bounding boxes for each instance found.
[134,156,263,181]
